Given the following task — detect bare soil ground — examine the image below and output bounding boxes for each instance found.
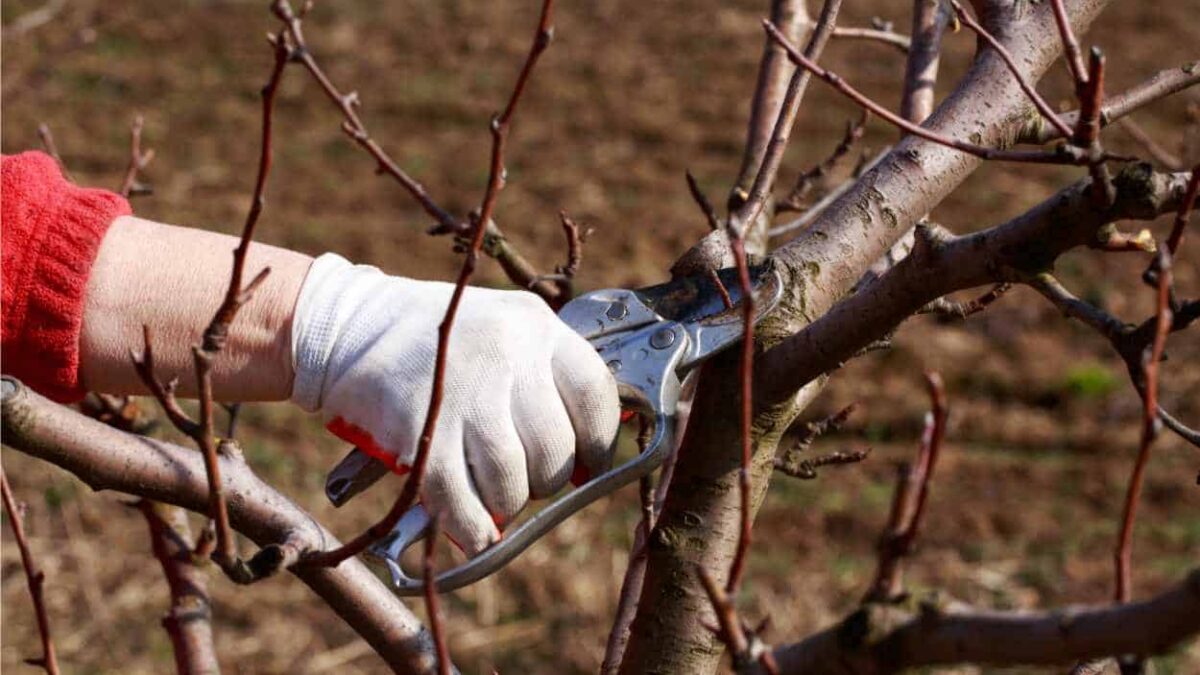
[2,0,1198,673]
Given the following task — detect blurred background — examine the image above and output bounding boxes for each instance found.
[2,0,1198,672]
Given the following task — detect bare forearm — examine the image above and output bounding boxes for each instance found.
[80,216,312,401]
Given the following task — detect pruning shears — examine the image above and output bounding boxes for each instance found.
[323,263,783,595]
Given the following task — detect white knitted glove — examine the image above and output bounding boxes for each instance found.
[291,254,620,555]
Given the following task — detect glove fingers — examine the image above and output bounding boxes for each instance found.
[422,433,500,557]
[552,329,621,482]
[512,373,576,499]
[463,415,529,529]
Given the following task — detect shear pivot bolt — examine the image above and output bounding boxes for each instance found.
[606,301,628,320]
[650,328,676,349]
[606,359,623,372]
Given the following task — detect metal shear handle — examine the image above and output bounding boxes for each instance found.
[369,310,689,595]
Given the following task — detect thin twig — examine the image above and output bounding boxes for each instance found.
[698,567,779,675]
[864,372,947,602]
[133,29,290,583]
[1,468,60,675]
[1049,0,1088,90]
[686,170,722,230]
[948,1,1072,139]
[774,447,870,480]
[423,514,451,675]
[731,0,843,236]
[769,148,888,237]
[270,0,460,235]
[725,232,757,595]
[763,21,1109,166]
[602,415,677,673]
[777,110,868,214]
[1114,248,1173,603]
[35,123,71,182]
[919,283,1012,320]
[831,25,910,53]
[118,114,155,198]
[1165,165,1200,255]
[304,0,557,569]
[1117,118,1182,171]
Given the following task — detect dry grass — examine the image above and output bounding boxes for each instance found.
[2,0,1199,672]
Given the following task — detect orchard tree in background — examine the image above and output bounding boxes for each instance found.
[2,0,1199,673]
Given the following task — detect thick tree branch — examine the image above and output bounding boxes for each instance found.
[760,166,1192,403]
[1,377,445,675]
[759,570,1200,674]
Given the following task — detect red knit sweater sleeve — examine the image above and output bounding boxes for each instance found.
[2,151,131,402]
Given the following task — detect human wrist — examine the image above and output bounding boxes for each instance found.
[80,216,313,401]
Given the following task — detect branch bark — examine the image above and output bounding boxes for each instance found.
[136,501,221,675]
[1,377,445,675]
[759,570,1200,674]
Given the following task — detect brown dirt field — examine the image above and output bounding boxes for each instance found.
[3,0,1199,673]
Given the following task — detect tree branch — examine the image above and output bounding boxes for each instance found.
[135,501,220,675]
[1021,61,1200,144]
[760,165,1192,404]
[1,377,445,675]
[760,570,1200,674]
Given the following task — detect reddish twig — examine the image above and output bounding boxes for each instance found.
[304,0,557,568]
[270,0,562,306]
[423,514,451,675]
[948,1,1072,140]
[698,566,779,675]
[132,30,290,583]
[530,210,592,303]
[35,123,71,182]
[270,0,460,235]
[1165,165,1200,255]
[724,232,757,596]
[117,114,155,198]
[919,283,1013,320]
[1049,0,1088,90]
[777,110,868,214]
[709,269,735,310]
[1114,248,1173,604]
[686,170,722,231]
[1077,49,1115,207]
[602,415,676,673]
[1,468,61,675]
[864,372,947,602]
[763,21,1111,167]
[130,326,198,436]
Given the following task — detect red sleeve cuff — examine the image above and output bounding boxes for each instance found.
[2,151,132,402]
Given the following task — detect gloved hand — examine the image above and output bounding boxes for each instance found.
[291,253,620,555]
